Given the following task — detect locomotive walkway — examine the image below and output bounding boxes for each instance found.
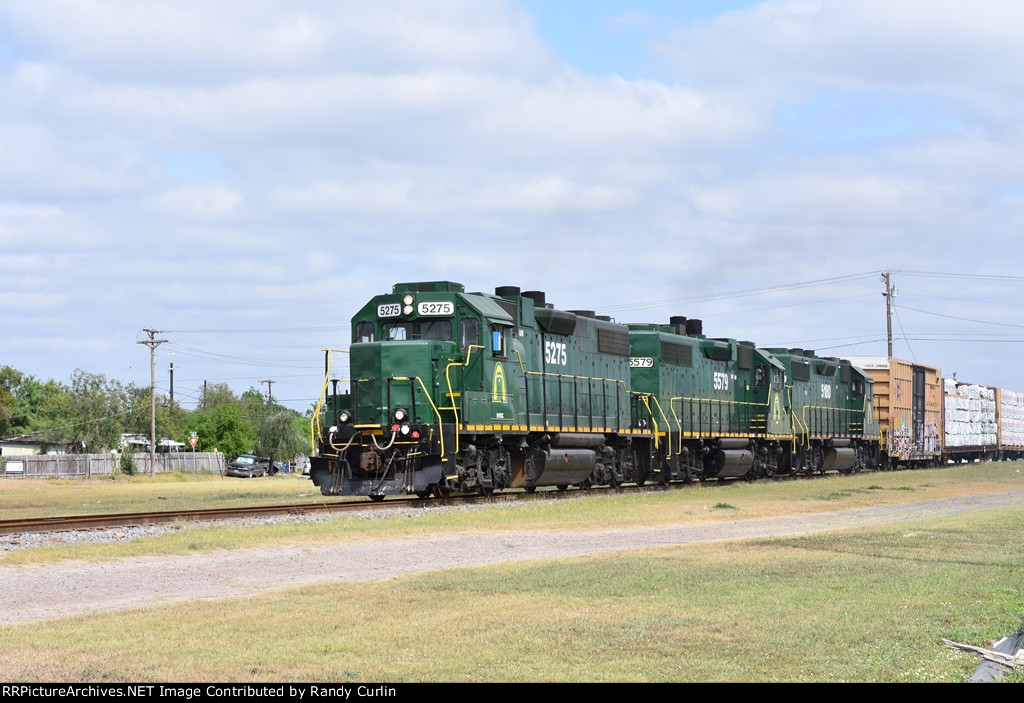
[2,488,1023,624]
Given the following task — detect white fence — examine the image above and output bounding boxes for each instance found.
[1,452,228,479]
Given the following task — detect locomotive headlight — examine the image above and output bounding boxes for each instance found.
[402,294,414,305]
[400,424,411,436]
[403,304,413,315]
[394,408,408,422]
[339,410,352,424]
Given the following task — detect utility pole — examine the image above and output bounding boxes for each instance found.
[881,271,894,358]
[260,379,275,406]
[138,328,168,478]
[168,362,174,403]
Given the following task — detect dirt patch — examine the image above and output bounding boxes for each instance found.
[2,488,1022,624]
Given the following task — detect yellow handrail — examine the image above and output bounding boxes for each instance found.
[639,394,659,449]
[443,344,484,454]
[310,348,349,455]
[393,375,448,462]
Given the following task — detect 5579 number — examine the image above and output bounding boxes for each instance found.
[713,371,730,391]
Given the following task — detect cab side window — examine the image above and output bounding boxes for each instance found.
[754,365,768,388]
[459,318,479,352]
[355,322,375,343]
[490,325,506,357]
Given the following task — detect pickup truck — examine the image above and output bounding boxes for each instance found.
[225,454,285,478]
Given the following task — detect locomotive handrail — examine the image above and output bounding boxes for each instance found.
[638,394,659,449]
[646,394,673,456]
[799,404,866,444]
[669,396,770,437]
[669,403,683,455]
[311,348,349,454]
[443,344,485,454]
[392,375,448,462]
[523,369,630,432]
[512,349,527,374]
[787,386,807,443]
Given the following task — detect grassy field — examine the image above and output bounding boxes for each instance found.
[0,471,321,519]
[2,462,1023,567]
[1,503,1021,682]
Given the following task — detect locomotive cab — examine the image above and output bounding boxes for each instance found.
[311,281,483,499]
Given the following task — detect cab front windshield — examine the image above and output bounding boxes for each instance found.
[364,320,455,342]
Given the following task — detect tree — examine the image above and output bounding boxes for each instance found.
[9,373,67,437]
[252,408,308,467]
[49,370,131,452]
[187,384,254,459]
[0,365,22,437]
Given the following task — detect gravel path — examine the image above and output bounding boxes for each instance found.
[2,488,1023,625]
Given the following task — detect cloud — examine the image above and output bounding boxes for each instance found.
[1,0,1022,405]
[1,0,554,83]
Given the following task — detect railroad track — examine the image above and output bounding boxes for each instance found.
[0,483,650,536]
[0,473,843,537]
[0,497,435,536]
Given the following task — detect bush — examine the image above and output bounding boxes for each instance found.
[120,452,137,476]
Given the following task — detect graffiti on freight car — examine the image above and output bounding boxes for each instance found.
[888,420,940,461]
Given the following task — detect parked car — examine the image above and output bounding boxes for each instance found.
[225,454,285,478]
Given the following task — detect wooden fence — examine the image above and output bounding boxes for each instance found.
[1,452,228,479]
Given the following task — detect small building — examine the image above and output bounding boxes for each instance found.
[0,433,61,457]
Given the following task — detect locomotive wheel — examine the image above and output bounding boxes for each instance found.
[416,489,432,499]
[524,486,537,493]
[433,485,452,499]
[369,495,385,502]
[556,485,568,492]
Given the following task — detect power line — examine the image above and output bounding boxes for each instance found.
[902,292,1024,309]
[596,271,879,313]
[891,270,1024,281]
[893,304,916,362]
[161,325,350,333]
[894,304,1024,330]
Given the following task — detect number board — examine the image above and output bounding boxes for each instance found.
[629,357,654,368]
[377,303,401,318]
[417,301,454,316]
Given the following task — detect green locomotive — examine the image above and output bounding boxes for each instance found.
[627,318,793,482]
[310,282,651,499]
[309,281,881,499]
[763,348,880,474]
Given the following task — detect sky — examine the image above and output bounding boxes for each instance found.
[2,0,1023,416]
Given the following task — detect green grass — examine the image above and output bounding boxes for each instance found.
[0,471,321,520]
[1,506,1020,682]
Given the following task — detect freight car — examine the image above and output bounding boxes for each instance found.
[309,282,883,499]
[940,380,1024,463]
[996,388,1024,461]
[842,357,942,469]
[942,379,999,463]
